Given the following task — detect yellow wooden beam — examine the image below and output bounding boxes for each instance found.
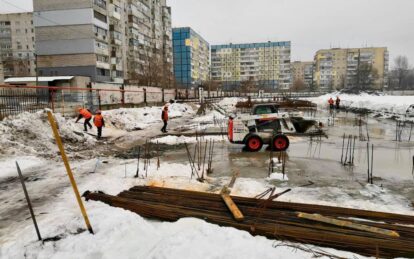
[297,212,399,238]
[47,111,94,234]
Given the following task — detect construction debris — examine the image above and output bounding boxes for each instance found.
[85,186,414,258]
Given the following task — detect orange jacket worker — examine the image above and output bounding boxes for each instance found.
[94,110,105,139]
[76,107,93,132]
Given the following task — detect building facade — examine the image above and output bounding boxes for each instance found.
[172,27,210,88]
[33,0,172,84]
[0,13,36,81]
[211,41,291,90]
[314,47,389,90]
[291,61,314,90]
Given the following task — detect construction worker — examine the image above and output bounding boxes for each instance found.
[328,97,334,110]
[335,96,341,110]
[76,107,92,132]
[93,110,105,140]
[161,105,169,133]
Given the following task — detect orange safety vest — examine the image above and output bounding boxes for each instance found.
[328,99,334,105]
[80,108,92,119]
[94,114,104,127]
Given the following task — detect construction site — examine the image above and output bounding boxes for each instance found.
[0,86,414,258]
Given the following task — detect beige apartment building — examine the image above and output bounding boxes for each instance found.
[211,41,291,90]
[0,12,36,81]
[291,61,314,89]
[314,47,389,90]
[33,0,172,84]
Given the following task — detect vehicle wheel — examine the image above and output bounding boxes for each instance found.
[272,134,290,151]
[245,135,263,152]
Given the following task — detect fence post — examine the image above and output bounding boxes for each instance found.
[175,88,178,100]
[162,88,165,103]
[121,85,125,108]
[51,90,55,112]
[186,89,189,99]
[144,88,147,105]
[97,90,101,110]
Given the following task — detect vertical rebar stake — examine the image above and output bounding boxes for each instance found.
[15,162,42,241]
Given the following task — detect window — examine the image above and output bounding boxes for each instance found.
[94,10,107,23]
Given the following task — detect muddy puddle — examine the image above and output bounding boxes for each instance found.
[119,109,414,200]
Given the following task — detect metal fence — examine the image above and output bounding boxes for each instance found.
[0,85,173,120]
[0,85,327,120]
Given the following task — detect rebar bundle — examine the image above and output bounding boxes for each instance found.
[85,186,414,258]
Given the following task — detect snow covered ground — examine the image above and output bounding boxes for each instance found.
[308,93,414,116]
[1,101,413,259]
[151,135,226,145]
[103,103,193,131]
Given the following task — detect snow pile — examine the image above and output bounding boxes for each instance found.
[0,201,359,259]
[0,111,95,157]
[217,97,245,113]
[102,103,194,131]
[151,135,226,145]
[192,110,226,123]
[308,93,414,115]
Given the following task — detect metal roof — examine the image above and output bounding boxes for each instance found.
[4,76,74,83]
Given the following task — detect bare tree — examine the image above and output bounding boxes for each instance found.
[351,63,379,90]
[240,76,256,94]
[393,55,410,90]
[291,79,306,92]
[127,47,172,88]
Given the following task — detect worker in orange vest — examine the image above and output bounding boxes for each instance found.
[93,110,105,139]
[161,105,169,133]
[76,107,93,132]
[328,97,334,110]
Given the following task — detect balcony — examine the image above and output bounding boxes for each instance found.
[95,33,107,42]
[95,47,109,56]
[109,10,121,20]
[96,61,110,69]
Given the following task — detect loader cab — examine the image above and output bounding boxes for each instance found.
[252,104,279,115]
[252,104,281,132]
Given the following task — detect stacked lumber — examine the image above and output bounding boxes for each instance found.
[85,186,414,258]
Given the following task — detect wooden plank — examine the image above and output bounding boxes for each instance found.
[297,212,400,238]
[221,193,244,221]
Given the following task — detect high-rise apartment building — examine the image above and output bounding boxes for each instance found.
[211,41,291,90]
[314,47,389,90]
[291,61,314,89]
[172,27,209,88]
[33,0,172,84]
[0,13,36,80]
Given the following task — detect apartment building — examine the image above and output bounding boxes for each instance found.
[33,0,172,84]
[172,27,209,88]
[0,13,36,80]
[211,41,291,90]
[314,47,389,90]
[291,61,314,89]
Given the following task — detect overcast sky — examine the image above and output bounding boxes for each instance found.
[1,0,414,66]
